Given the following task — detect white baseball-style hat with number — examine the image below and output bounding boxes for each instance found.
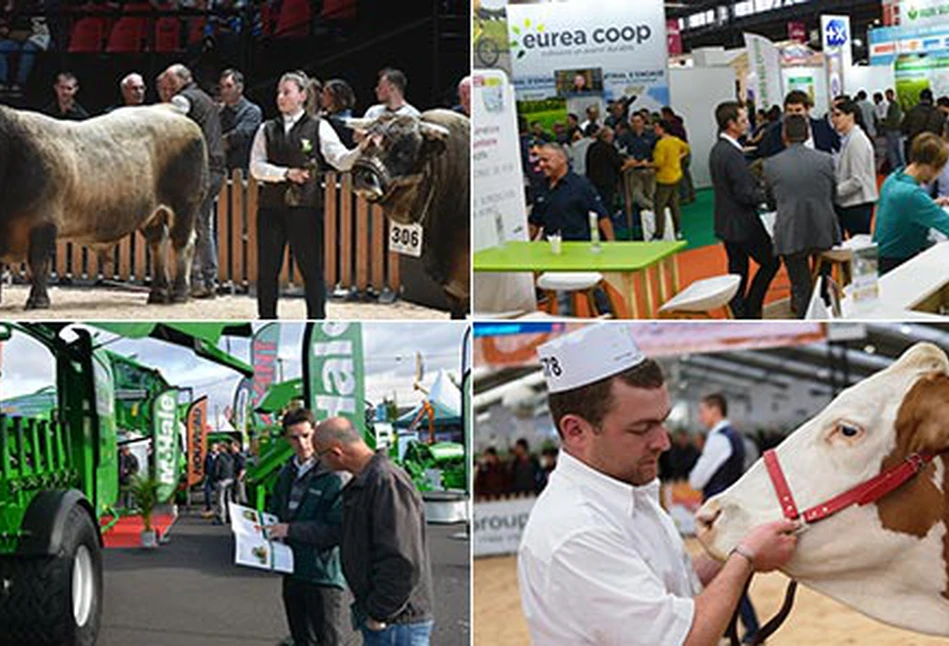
[536,324,646,394]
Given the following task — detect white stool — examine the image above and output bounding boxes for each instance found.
[658,274,741,319]
[536,272,629,318]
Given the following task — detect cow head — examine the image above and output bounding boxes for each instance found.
[697,342,949,635]
[347,114,451,224]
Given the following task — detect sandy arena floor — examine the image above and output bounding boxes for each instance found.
[474,540,949,645]
[0,285,447,320]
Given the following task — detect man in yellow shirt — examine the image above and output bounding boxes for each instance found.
[652,119,691,239]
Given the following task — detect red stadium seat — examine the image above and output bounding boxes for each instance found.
[106,2,153,53]
[259,1,274,37]
[321,0,356,21]
[187,16,207,46]
[154,16,182,52]
[68,16,108,52]
[274,0,311,38]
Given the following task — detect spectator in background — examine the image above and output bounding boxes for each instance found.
[874,132,949,273]
[203,442,219,515]
[579,104,601,133]
[938,95,949,121]
[661,106,695,203]
[689,393,760,644]
[882,88,904,170]
[0,0,49,95]
[537,446,558,491]
[552,121,569,145]
[119,72,147,106]
[586,125,635,217]
[831,99,878,237]
[454,75,470,116]
[160,63,225,299]
[529,120,549,143]
[873,91,889,128]
[855,90,877,138]
[565,112,580,140]
[605,100,625,129]
[763,115,839,318]
[230,440,247,505]
[566,124,595,176]
[474,447,508,498]
[313,416,435,645]
[219,68,263,173]
[529,142,614,242]
[618,112,657,212]
[363,67,420,119]
[211,441,235,524]
[118,445,139,509]
[509,438,540,495]
[901,88,945,161]
[45,72,89,120]
[651,118,690,240]
[321,78,357,148]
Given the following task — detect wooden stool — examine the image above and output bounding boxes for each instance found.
[658,275,741,319]
[812,249,853,288]
[536,272,629,318]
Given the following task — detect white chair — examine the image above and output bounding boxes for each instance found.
[658,275,741,319]
[536,272,629,318]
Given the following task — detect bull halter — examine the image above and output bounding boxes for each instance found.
[726,448,939,646]
[763,447,937,524]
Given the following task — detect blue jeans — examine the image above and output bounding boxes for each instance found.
[0,39,41,86]
[886,130,904,171]
[359,620,433,646]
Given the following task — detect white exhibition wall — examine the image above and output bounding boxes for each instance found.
[845,64,897,97]
[669,66,737,190]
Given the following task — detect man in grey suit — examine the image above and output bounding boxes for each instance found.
[709,101,780,319]
[763,115,840,318]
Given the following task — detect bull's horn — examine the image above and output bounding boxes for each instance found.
[419,122,450,141]
[343,117,375,131]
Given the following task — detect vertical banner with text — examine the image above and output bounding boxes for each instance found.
[152,388,180,502]
[822,15,853,107]
[303,323,367,445]
[744,33,782,109]
[186,396,209,487]
[251,322,280,428]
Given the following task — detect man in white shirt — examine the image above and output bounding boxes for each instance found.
[689,393,760,644]
[518,324,797,646]
[363,68,421,120]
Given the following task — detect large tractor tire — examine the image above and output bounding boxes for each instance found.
[0,504,103,646]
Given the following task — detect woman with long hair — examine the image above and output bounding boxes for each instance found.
[249,70,363,319]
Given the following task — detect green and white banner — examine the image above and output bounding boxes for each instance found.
[303,323,366,442]
[153,388,181,502]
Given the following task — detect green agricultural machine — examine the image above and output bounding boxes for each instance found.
[0,322,252,646]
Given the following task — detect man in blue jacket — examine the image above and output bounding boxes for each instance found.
[759,90,840,158]
[266,408,347,646]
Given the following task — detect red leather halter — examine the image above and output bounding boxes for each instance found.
[763,448,936,524]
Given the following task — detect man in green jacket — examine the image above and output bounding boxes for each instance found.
[266,408,347,646]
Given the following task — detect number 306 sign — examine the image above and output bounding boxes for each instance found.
[389,221,424,257]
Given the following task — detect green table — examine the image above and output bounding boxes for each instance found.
[474,240,687,318]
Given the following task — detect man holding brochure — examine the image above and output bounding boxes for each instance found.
[266,408,347,646]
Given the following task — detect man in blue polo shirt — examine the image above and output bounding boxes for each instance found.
[528,142,615,242]
[618,113,658,212]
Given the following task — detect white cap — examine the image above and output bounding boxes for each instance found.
[537,324,646,394]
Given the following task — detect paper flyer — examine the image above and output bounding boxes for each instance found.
[228,502,294,574]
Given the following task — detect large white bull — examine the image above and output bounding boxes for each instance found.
[697,342,949,636]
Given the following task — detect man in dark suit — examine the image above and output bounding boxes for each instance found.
[709,101,780,319]
[759,90,840,158]
[763,116,840,318]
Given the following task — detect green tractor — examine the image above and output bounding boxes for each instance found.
[0,322,252,646]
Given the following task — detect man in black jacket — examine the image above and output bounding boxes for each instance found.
[901,88,946,161]
[211,442,234,524]
[759,90,840,158]
[709,101,779,319]
[313,417,435,645]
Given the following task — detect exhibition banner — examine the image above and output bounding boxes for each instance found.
[899,0,949,26]
[894,54,949,109]
[744,33,782,110]
[152,388,180,502]
[474,497,537,557]
[251,322,280,427]
[185,397,209,487]
[505,0,669,109]
[472,69,536,313]
[822,15,852,103]
[303,322,367,443]
[870,23,949,65]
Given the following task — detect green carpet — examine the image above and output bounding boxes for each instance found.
[679,188,718,251]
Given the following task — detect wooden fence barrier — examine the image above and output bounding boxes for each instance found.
[10,170,401,295]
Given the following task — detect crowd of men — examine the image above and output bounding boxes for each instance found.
[522,86,949,319]
[201,439,247,523]
[473,438,558,499]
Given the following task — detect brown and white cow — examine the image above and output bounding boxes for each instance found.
[697,342,949,635]
[0,104,207,309]
[348,109,470,318]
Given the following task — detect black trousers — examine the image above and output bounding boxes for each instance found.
[282,577,345,646]
[257,205,326,319]
[783,252,814,319]
[724,233,780,319]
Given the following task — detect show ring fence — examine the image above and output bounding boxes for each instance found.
[8,170,401,296]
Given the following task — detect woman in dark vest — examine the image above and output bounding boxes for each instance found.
[249,70,362,319]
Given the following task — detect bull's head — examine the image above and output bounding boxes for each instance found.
[347,115,451,224]
[697,342,949,635]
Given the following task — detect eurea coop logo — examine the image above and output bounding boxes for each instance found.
[509,17,653,59]
[509,18,545,59]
